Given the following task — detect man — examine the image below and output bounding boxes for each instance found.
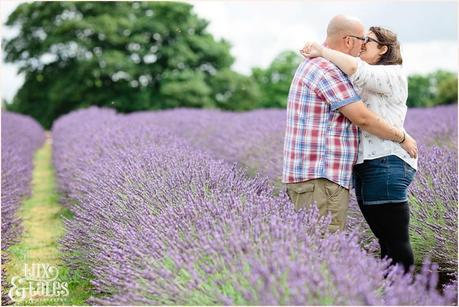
[282,15,416,233]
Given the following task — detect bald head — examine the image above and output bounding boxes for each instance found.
[325,14,365,56]
[327,15,364,39]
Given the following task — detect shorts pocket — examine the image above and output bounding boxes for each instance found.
[403,163,416,179]
[291,182,314,194]
[287,182,315,210]
[324,181,344,199]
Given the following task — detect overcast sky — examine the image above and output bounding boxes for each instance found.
[1,0,458,101]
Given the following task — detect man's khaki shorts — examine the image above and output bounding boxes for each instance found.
[286,178,350,233]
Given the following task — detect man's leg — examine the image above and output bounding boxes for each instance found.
[287,179,349,233]
[286,180,315,211]
[318,179,350,233]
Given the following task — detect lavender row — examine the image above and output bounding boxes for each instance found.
[409,144,457,272]
[1,111,45,304]
[52,107,456,305]
[1,111,45,250]
[128,104,457,184]
[132,105,458,273]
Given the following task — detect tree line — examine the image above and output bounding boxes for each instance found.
[2,2,457,129]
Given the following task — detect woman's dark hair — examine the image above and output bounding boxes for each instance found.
[370,26,403,65]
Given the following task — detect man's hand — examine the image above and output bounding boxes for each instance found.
[400,132,418,159]
[300,41,324,58]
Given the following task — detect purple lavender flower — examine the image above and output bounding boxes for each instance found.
[52,106,457,305]
[1,111,45,304]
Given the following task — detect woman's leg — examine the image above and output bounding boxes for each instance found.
[359,201,414,273]
[356,156,416,273]
[354,161,389,260]
[358,201,389,260]
[375,201,414,273]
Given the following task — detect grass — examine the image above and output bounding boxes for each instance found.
[4,134,93,305]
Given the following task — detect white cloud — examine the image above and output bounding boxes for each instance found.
[1,0,30,102]
[1,64,23,102]
[190,0,458,76]
[190,0,320,74]
[402,41,458,75]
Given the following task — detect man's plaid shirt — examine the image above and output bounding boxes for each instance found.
[282,57,361,189]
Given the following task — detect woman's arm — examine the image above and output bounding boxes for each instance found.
[300,42,358,75]
[301,41,405,96]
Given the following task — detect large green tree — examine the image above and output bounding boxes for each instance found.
[430,70,458,105]
[407,70,457,108]
[251,51,302,108]
[208,68,261,111]
[3,1,237,128]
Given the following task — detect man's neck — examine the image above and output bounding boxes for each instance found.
[326,43,344,53]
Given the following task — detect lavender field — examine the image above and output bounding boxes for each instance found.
[51,105,458,305]
[1,112,45,304]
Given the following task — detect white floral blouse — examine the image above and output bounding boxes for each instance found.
[349,58,418,171]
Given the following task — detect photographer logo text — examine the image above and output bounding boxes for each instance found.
[8,263,69,303]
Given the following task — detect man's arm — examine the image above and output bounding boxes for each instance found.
[339,101,418,158]
[313,62,417,158]
[340,101,403,141]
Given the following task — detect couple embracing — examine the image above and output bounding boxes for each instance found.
[282,15,418,273]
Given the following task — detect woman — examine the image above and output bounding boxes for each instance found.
[300,27,417,273]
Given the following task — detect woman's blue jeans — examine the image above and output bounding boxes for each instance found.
[353,155,416,205]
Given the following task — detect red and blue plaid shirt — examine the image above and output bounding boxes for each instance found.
[282,57,361,189]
